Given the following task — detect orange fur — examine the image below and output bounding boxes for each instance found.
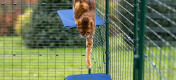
[74,2,89,24]
[73,0,96,68]
[86,38,93,68]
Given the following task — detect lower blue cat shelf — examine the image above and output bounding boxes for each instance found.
[57,9,105,28]
[66,73,112,80]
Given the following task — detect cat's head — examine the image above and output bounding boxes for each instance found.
[77,15,95,38]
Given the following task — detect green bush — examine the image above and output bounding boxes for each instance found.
[23,0,85,48]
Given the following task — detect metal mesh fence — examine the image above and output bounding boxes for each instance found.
[144,0,176,80]
[0,0,175,80]
[92,0,134,80]
[93,0,175,80]
[0,0,87,80]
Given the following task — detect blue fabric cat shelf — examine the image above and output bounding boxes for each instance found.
[57,9,105,28]
[66,73,112,80]
[57,9,111,80]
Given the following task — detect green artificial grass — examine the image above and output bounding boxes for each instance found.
[0,36,175,80]
[0,36,87,80]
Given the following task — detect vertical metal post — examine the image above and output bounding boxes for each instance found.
[138,0,147,80]
[105,0,110,74]
[133,0,139,80]
[88,68,91,74]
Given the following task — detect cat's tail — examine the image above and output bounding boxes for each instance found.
[86,38,93,69]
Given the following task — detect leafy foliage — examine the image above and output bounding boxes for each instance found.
[23,0,85,48]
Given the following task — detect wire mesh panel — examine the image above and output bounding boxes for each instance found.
[91,0,106,74]
[0,0,87,80]
[93,0,175,80]
[0,0,175,80]
[92,0,134,80]
[144,0,176,80]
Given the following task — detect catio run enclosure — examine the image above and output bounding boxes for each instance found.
[0,0,175,80]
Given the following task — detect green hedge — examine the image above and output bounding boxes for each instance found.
[23,0,85,48]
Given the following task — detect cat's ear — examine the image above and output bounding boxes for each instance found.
[75,2,80,10]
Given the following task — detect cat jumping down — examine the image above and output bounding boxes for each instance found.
[73,0,96,68]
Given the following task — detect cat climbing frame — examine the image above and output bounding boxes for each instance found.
[57,9,111,80]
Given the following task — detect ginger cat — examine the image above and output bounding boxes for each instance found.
[73,0,96,68]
